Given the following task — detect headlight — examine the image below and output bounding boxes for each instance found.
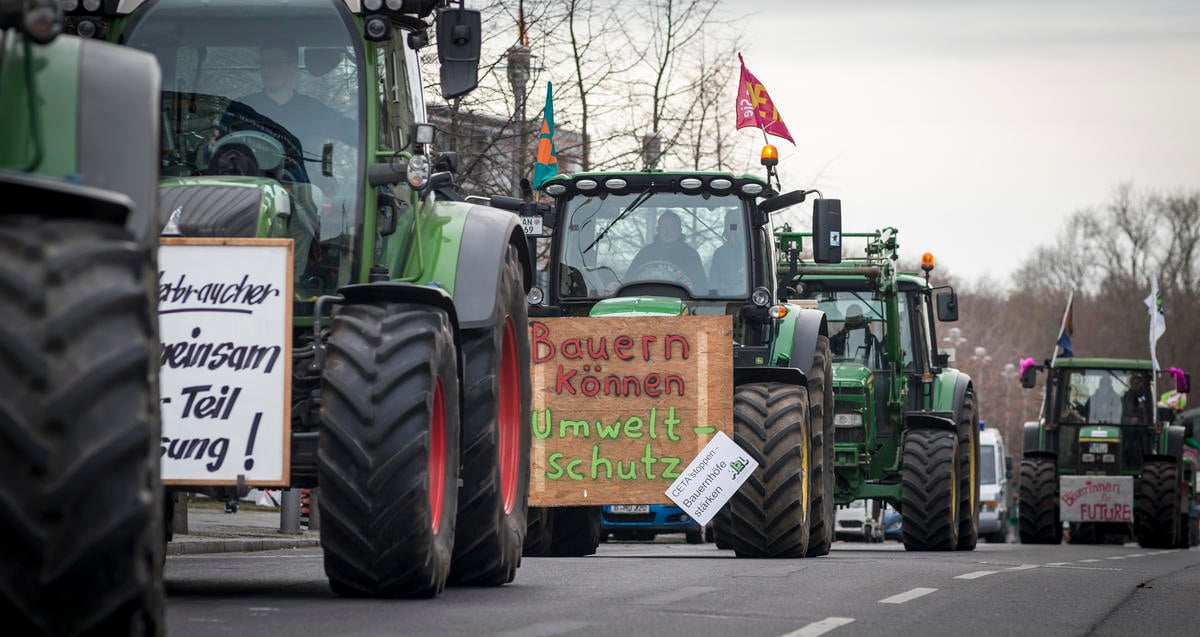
[526,287,544,305]
[1081,453,1096,463]
[750,287,771,307]
[833,412,863,427]
[1102,454,1116,463]
[406,154,430,189]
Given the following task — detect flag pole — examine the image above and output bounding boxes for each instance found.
[1039,290,1073,422]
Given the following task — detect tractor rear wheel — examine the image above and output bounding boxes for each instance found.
[955,388,980,551]
[522,507,554,556]
[319,304,460,597]
[727,382,811,558]
[1135,460,1180,549]
[901,428,960,551]
[449,245,531,587]
[0,219,163,635]
[1018,457,1061,544]
[805,336,835,558]
[547,506,602,556]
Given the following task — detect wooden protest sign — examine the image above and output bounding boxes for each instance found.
[158,238,292,486]
[528,315,733,506]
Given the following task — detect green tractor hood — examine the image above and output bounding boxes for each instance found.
[833,362,873,390]
[588,296,686,317]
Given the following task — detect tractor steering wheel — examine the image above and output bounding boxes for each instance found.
[628,260,692,286]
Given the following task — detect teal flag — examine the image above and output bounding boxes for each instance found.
[532,82,557,189]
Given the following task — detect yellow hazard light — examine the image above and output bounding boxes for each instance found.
[760,144,779,167]
[769,305,788,319]
[921,252,935,272]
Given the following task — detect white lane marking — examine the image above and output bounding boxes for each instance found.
[1128,553,1146,557]
[1105,556,1127,560]
[491,621,595,637]
[1045,562,1073,566]
[955,570,998,580]
[634,586,721,606]
[1079,559,1102,563]
[879,587,938,604]
[780,617,856,637]
[1006,564,1040,571]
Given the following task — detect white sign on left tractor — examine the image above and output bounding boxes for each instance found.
[665,431,758,526]
[157,238,293,485]
[1059,476,1134,523]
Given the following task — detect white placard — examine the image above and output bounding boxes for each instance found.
[1059,476,1134,522]
[157,239,292,485]
[664,431,758,526]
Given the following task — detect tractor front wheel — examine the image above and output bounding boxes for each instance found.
[727,382,812,558]
[1135,461,1180,549]
[0,219,163,635]
[1018,457,1061,544]
[319,304,460,597]
[901,428,960,551]
[955,389,980,551]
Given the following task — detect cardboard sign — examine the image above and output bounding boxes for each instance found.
[665,431,759,526]
[528,315,732,505]
[1059,476,1134,522]
[158,238,293,485]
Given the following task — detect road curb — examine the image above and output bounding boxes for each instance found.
[167,538,321,556]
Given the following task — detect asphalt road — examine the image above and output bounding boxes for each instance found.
[164,539,1200,637]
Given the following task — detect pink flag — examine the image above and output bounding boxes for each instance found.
[735,53,794,144]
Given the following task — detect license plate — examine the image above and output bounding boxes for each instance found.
[610,505,650,514]
[520,216,543,237]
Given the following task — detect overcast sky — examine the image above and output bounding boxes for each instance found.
[728,0,1200,287]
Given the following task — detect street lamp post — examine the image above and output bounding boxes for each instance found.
[971,346,992,387]
[942,327,967,365]
[506,44,531,197]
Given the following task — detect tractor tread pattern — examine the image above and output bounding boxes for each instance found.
[901,428,959,551]
[1018,457,1061,544]
[449,245,531,586]
[1135,460,1180,549]
[0,218,163,635]
[319,304,460,598]
[805,336,835,557]
[728,382,811,558]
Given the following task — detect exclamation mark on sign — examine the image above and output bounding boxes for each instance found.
[244,412,262,471]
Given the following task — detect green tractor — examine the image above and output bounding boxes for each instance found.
[513,162,841,559]
[73,0,533,597]
[776,227,981,551]
[1,1,165,632]
[1018,358,1193,548]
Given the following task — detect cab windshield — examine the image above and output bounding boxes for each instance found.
[1058,369,1154,425]
[124,0,363,298]
[555,191,748,299]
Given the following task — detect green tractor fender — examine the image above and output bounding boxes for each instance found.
[0,35,159,246]
[1024,421,1053,458]
[452,203,532,329]
[735,305,826,386]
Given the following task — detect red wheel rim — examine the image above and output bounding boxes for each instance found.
[499,317,521,514]
[430,379,447,534]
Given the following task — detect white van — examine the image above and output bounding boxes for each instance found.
[979,425,1013,543]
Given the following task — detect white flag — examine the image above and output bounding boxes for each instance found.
[1144,273,1165,371]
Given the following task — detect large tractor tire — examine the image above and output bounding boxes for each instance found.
[727,382,811,558]
[449,245,531,586]
[522,506,554,556]
[712,507,733,550]
[547,506,602,556]
[1018,457,1061,544]
[805,336,835,558]
[1135,461,1180,549]
[901,428,960,551]
[955,388,980,551]
[0,219,164,635]
[319,304,460,598]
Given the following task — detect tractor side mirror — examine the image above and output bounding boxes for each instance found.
[321,142,334,178]
[936,290,958,322]
[812,198,841,264]
[1020,365,1038,389]
[759,189,805,214]
[1005,455,1013,480]
[436,8,481,100]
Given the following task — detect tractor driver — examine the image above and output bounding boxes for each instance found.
[708,208,747,295]
[625,211,707,290]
